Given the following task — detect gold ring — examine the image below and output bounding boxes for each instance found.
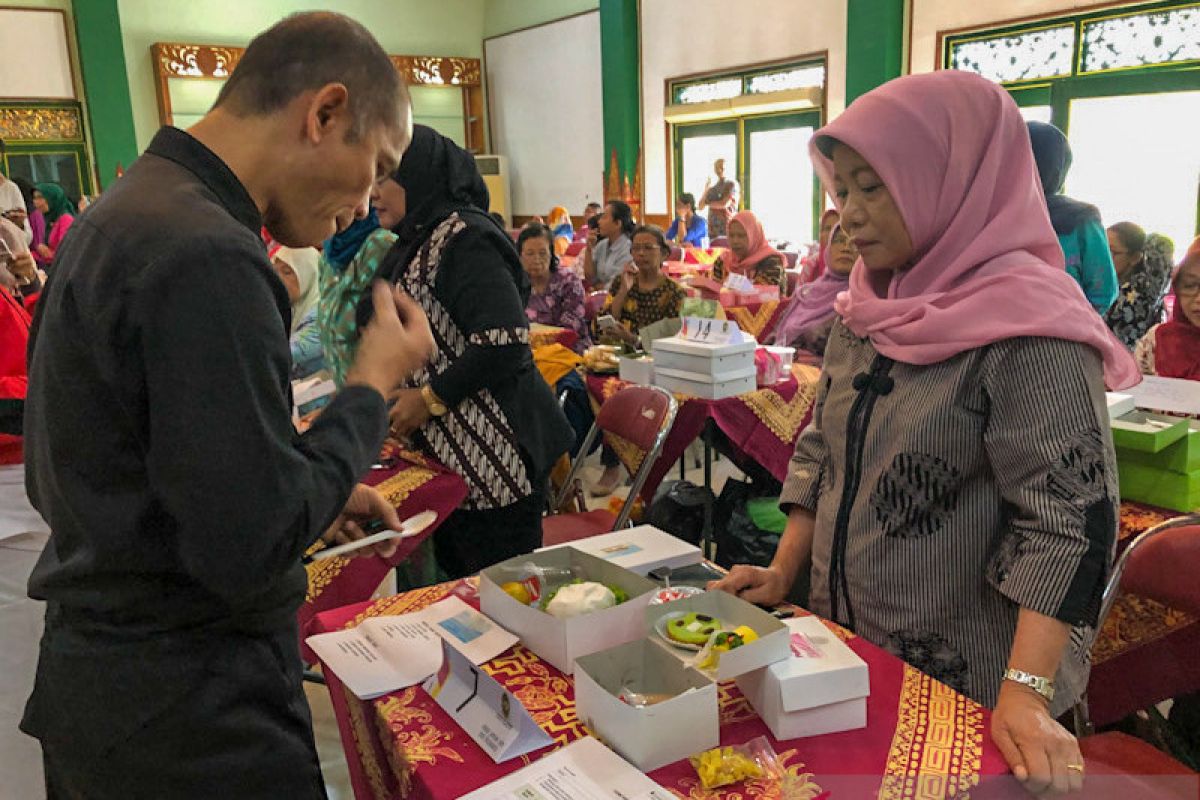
[1066,763,1085,773]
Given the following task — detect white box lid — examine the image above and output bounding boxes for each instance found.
[652,335,757,358]
[768,616,869,712]
[536,525,702,576]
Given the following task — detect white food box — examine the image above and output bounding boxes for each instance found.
[479,548,657,675]
[536,525,702,576]
[654,365,757,400]
[734,616,869,740]
[574,639,718,772]
[652,335,756,376]
[1106,392,1136,421]
[618,354,655,385]
[575,591,788,771]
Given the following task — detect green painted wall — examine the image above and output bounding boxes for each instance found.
[117,0,488,150]
[74,0,138,188]
[845,0,906,105]
[599,0,639,197]
[483,0,597,37]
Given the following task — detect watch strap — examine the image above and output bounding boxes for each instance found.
[1002,668,1055,703]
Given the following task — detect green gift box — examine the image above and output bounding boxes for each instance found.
[1110,411,1190,454]
[1118,419,1200,475]
[1117,461,1200,513]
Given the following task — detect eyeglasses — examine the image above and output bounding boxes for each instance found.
[1177,281,1200,298]
[631,244,661,253]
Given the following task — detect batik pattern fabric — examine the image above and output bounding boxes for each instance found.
[780,320,1118,715]
[397,214,532,510]
[1105,234,1175,350]
[318,228,398,386]
[712,253,786,291]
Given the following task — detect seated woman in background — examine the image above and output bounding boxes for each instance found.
[712,210,786,291]
[1028,122,1117,314]
[712,71,1138,792]
[666,193,708,248]
[520,223,590,351]
[318,207,396,386]
[547,206,574,256]
[1104,221,1175,350]
[379,125,573,577]
[799,208,841,283]
[271,246,324,380]
[31,182,74,267]
[768,224,858,356]
[1136,240,1200,380]
[592,224,686,495]
[580,200,635,289]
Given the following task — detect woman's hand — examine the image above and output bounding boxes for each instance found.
[707,564,790,606]
[7,252,35,284]
[991,681,1084,795]
[35,243,52,260]
[388,387,432,439]
[321,484,404,559]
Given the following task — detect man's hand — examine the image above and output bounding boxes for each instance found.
[345,281,435,398]
[320,484,404,560]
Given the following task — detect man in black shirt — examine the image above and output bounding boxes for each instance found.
[20,13,433,798]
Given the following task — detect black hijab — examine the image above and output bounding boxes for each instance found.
[364,126,528,325]
[1026,121,1101,237]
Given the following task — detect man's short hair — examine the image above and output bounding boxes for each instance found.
[214,12,407,140]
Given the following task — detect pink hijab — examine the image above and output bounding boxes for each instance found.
[724,210,782,279]
[813,70,1139,390]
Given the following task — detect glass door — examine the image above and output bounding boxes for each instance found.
[743,111,821,245]
[674,120,738,223]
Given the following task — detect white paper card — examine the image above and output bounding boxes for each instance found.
[722,272,754,293]
[459,736,675,800]
[679,316,744,345]
[1127,375,1200,418]
[306,596,518,699]
[425,639,553,763]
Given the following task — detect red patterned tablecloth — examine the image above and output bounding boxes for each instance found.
[1087,502,1200,727]
[308,579,1013,800]
[585,363,821,502]
[529,324,578,351]
[723,299,787,341]
[298,449,468,662]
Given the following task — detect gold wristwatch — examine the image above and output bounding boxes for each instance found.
[1002,668,1055,703]
[420,385,448,417]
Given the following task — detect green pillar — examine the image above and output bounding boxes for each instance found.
[73,0,139,189]
[599,0,640,212]
[845,0,907,106]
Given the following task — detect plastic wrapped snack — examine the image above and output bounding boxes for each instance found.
[689,736,782,790]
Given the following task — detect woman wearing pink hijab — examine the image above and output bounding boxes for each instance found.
[711,210,786,291]
[713,71,1140,794]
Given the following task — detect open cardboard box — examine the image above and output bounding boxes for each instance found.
[734,616,869,740]
[575,591,786,772]
[574,639,719,772]
[478,548,657,675]
[645,590,789,681]
[1118,418,1200,475]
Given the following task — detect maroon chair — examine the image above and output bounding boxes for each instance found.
[542,385,677,546]
[584,290,608,323]
[785,270,801,297]
[711,236,729,248]
[669,245,683,262]
[566,240,585,257]
[782,251,799,268]
[1075,514,1200,735]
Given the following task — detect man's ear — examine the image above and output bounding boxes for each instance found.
[304,83,351,144]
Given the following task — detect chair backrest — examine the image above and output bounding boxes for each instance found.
[669,245,683,262]
[1118,521,1200,617]
[552,385,678,530]
[785,270,800,297]
[584,290,608,322]
[566,240,585,257]
[711,236,729,248]
[1099,514,1200,628]
[782,251,799,268]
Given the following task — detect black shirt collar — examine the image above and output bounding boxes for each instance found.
[146,126,263,235]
